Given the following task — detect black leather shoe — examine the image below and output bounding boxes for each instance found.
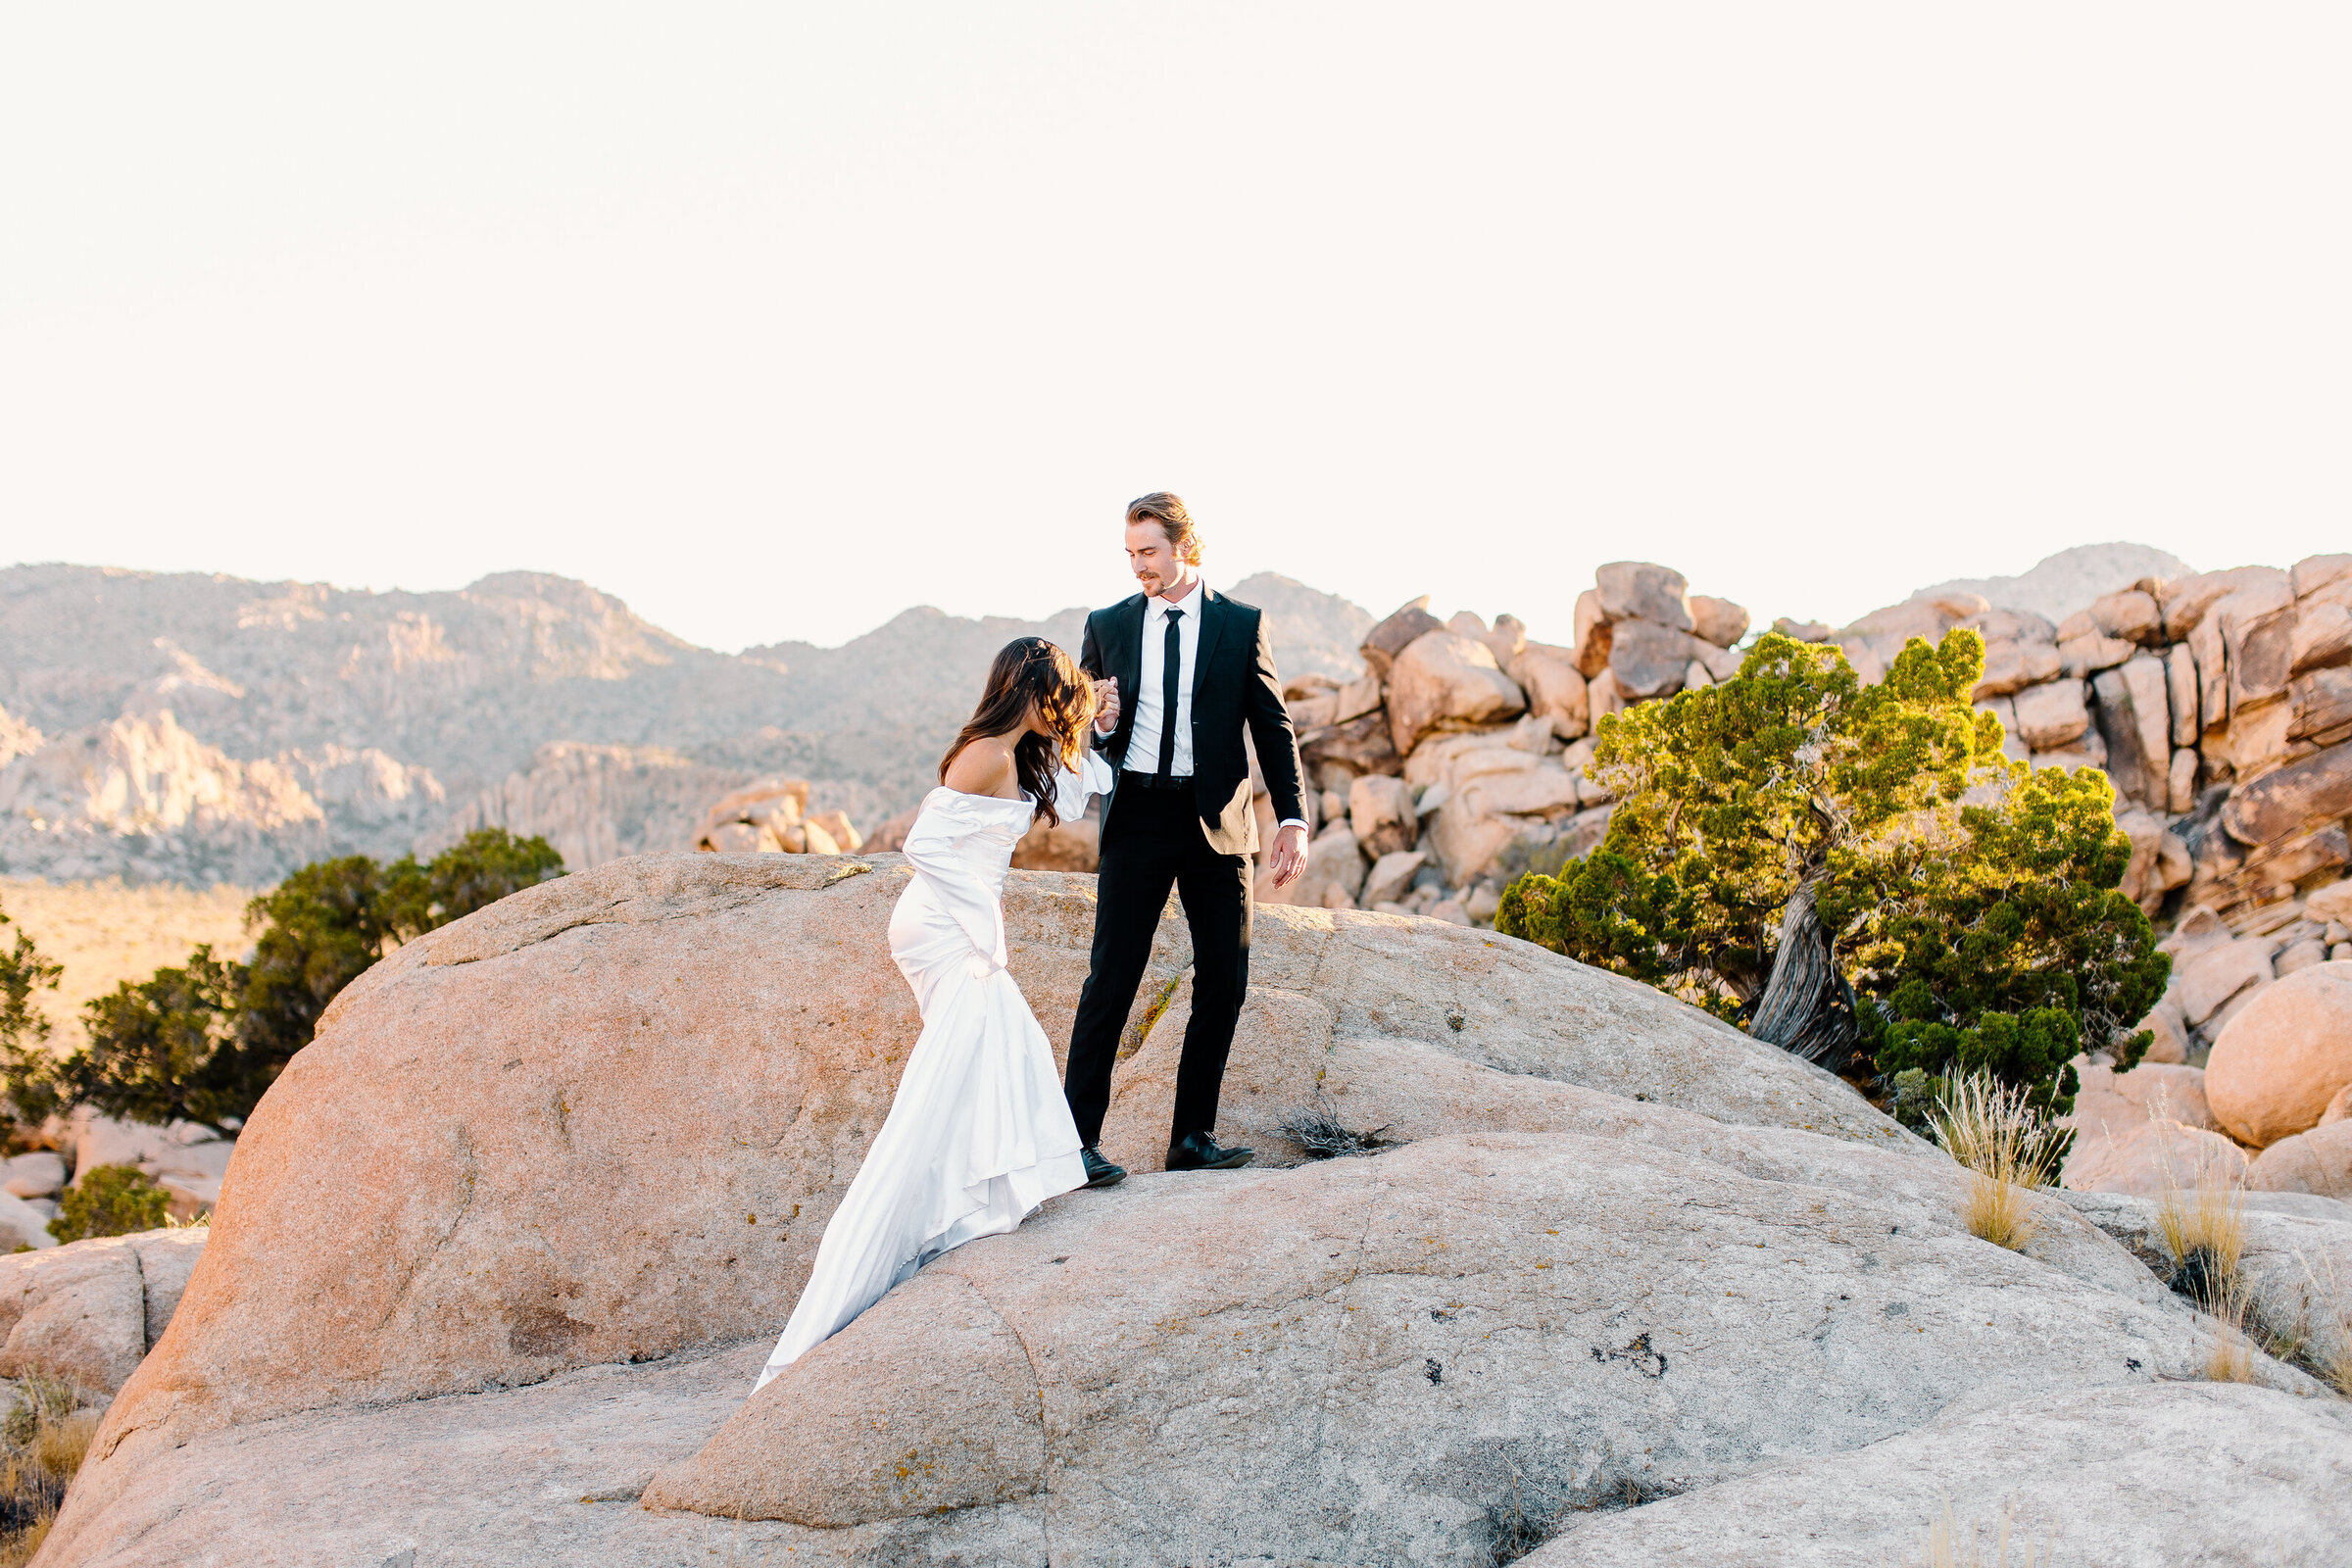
[1165,1131,1253,1171]
[1081,1147,1127,1188]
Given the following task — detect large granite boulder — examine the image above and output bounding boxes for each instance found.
[2207,960,2352,1147]
[38,852,2344,1566]
[2248,1120,2352,1198]
[0,1228,205,1392]
[644,1128,2211,1543]
[48,853,1935,1564]
[1522,1383,2351,1567]
[1386,630,1526,756]
[1593,562,1692,631]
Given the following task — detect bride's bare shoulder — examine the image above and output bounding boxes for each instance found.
[943,734,1018,798]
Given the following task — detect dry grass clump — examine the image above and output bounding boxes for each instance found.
[2147,1140,2268,1383]
[1889,1496,2052,1567]
[1275,1091,1396,1160]
[0,1368,101,1566]
[2296,1250,2352,1398]
[1932,1073,2059,1251]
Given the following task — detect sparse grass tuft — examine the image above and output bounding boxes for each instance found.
[1891,1496,2052,1567]
[0,1366,101,1565]
[2155,1146,2245,1312]
[2295,1250,2352,1398]
[1932,1073,2059,1251]
[1274,1093,1396,1160]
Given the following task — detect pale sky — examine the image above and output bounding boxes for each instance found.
[3,5,2346,654]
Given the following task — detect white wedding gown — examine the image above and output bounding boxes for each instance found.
[753,754,1111,1392]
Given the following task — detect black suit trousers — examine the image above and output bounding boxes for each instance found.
[1062,783,1252,1148]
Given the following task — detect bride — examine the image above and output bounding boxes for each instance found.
[754,636,1112,1391]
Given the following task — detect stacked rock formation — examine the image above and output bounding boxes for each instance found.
[689,777,863,857]
[1263,563,1749,927]
[1247,556,2352,1208]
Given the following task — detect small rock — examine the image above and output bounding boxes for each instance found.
[2012,680,2091,750]
[1688,595,1749,649]
[1385,631,1525,756]
[2,1152,64,1200]
[1593,563,1692,632]
[1360,850,1426,909]
[1348,775,1417,859]
[2245,1121,2352,1199]
[2278,938,2330,977]
[1357,598,1447,678]
[1608,620,1697,702]
[2176,940,2275,1028]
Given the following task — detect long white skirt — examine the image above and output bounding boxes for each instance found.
[754,875,1086,1391]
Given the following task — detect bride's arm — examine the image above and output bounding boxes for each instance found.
[900,801,1009,978]
[1050,749,1115,825]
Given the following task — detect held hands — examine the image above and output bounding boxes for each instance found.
[1266,821,1310,889]
[1093,676,1121,734]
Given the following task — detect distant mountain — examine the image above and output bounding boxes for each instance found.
[1911,543,2195,626]
[0,564,1373,885]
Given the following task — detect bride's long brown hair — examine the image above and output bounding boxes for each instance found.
[940,637,1098,826]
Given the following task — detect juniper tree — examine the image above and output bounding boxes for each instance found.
[6,829,564,1131]
[1495,629,2167,1117]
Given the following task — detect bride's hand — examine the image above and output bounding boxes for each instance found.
[1092,677,1120,734]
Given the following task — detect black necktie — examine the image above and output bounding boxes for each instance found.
[1157,607,1184,782]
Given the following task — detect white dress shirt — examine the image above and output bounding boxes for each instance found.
[1123,579,1306,832]
[1128,581,1205,778]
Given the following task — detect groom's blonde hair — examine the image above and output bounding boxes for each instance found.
[1126,492,1202,565]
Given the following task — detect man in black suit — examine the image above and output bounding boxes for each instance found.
[1065,493,1310,1185]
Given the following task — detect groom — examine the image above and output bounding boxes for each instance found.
[1064,493,1310,1186]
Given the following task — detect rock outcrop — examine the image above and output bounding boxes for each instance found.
[1522,1382,2350,1566]
[0,1228,205,1393]
[35,854,2340,1567]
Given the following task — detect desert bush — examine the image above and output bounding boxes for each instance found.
[1495,630,2167,1117]
[1932,1072,2060,1251]
[2,830,563,1132]
[48,1163,169,1244]
[1274,1093,1396,1159]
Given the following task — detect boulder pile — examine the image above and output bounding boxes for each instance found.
[690,776,864,857]
[1265,564,1757,925]
[29,854,2348,1566]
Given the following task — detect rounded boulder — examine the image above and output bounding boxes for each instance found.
[2208,960,2352,1147]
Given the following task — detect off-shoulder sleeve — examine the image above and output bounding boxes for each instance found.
[900,796,1009,976]
[1052,749,1116,826]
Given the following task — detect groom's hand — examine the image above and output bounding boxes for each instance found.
[1093,677,1120,734]
[1267,821,1310,889]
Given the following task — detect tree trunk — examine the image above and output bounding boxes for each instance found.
[1747,880,1858,1071]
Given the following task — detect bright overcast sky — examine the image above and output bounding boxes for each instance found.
[3,6,2346,653]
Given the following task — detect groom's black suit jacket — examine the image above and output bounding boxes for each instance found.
[1078,586,1307,858]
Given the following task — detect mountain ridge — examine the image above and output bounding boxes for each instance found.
[0,564,1373,884]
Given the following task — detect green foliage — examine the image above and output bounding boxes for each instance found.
[1496,629,2168,1113]
[47,1164,169,1243]
[32,947,246,1133]
[3,831,564,1133]
[0,904,62,1131]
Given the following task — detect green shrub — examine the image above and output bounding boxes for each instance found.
[1495,629,2168,1115]
[2,830,564,1133]
[48,1164,170,1244]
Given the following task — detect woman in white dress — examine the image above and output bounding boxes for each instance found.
[754,637,1113,1392]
